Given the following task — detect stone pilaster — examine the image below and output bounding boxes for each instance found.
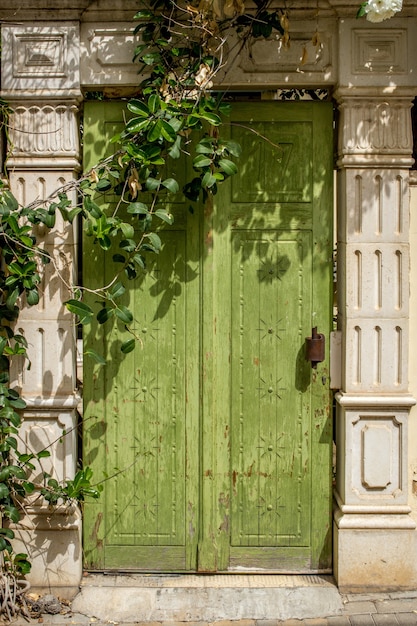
[1,22,82,597]
[334,17,417,591]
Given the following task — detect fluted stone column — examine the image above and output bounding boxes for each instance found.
[1,22,82,597]
[334,16,417,591]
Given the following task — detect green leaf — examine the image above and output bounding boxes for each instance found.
[0,337,7,355]
[219,159,238,176]
[120,222,135,239]
[113,253,126,263]
[168,136,181,159]
[202,171,217,189]
[356,2,367,17]
[147,119,163,142]
[196,141,215,155]
[0,538,11,552]
[96,307,114,324]
[148,93,161,113]
[146,232,162,252]
[162,178,179,194]
[127,100,150,117]
[109,282,126,299]
[6,288,19,310]
[145,178,161,191]
[224,140,242,157]
[193,155,212,168]
[115,306,133,324]
[155,209,174,225]
[160,120,177,143]
[13,554,31,575]
[134,9,154,19]
[84,348,106,365]
[4,505,20,523]
[26,288,40,306]
[133,254,145,269]
[20,235,34,248]
[125,118,150,133]
[0,483,9,499]
[199,111,222,126]
[65,300,94,325]
[127,202,149,216]
[3,190,18,212]
[121,339,136,354]
[96,179,112,192]
[8,397,26,409]
[37,450,51,459]
[120,239,136,252]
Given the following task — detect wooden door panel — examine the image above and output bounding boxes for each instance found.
[203,102,333,572]
[230,231,311,549]
[82,103,200,571]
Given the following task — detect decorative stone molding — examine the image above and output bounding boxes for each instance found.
[19,400,79,483]
[218,20,336,88]
[1,23,80,94]
[338,18,417,88]
[337,96,414,166]
[80,19,337,89]
[335,394,414,509]
[8,102,80,161]
[80,23,140,88]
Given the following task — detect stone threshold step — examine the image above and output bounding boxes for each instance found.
[71,574,343,623]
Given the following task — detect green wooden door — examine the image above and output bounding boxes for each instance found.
[83,101,333,573]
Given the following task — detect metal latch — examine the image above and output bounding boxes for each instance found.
[305,327,325,368]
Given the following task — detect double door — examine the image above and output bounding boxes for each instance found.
[83,101,333,572]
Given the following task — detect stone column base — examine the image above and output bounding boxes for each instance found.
[11,504,82,599]
[334,507,417,592]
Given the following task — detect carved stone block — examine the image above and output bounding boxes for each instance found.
[344,243,409,318]
[337,169,410,244]
[10,320,76,396]
[1,23,80,93]
[335,399,411,508]
[80,23,141,87]
[338,18,417,88]
[343,318,408,393]
[7,102,80,161]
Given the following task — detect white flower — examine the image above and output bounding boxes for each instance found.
[365,0,402,22]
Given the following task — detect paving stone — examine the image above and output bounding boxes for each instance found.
[302,619,329,626]
[343,595,391,603]
[375,600,417,614]
[349,616,377,626]
[342,602,377,615]
[326,617,353,626]
[389,593,417,601]
[372,614,399,625]
[210,621,256,626]
[396,615,417,626]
